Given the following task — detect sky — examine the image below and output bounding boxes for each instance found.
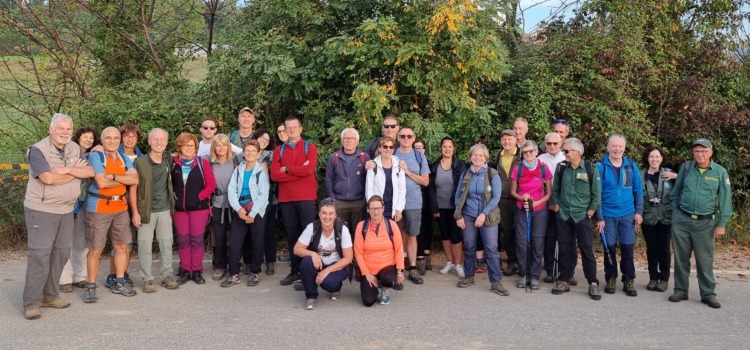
[519,0,577,33]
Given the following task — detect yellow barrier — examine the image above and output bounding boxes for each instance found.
[0,163,29,170]
[1,174,29,184]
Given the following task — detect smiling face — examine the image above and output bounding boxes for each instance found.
[148,130,168,154]
[554,123,569,140]
[501,134,516,152]
[341,130,359,153]
[398,128,415,148]
[693,145,713,168]
[238,110,255,129]
[607,136,626,162]
[545,133,562,156]
[101,127,121,153]
[179,140,196,158]
[513,120,528,142]
[367,199,384,222]
[381,117,399,138]
[50,120,74,149]
[122,132,138,149]
[256,132,271,151]
[522,145,538,162]
[243,143,259,163]
[470,148,487,168]
[647,149,663,170]
[319,204,337,229]
[214,139,229,158]
[380,139,395,159]
[563,145,581,163]
[276,125,288,143]
[441,139,454,159]
[78,131,95,151]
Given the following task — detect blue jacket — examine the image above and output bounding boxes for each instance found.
[454,165,502,219]
[228,161,270,219]
[324,148,369,201]
[595,154,644,220]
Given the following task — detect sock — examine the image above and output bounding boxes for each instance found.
[116,277,125,284]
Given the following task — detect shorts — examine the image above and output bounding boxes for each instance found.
[399,209,422,237]
[86,210,132,250]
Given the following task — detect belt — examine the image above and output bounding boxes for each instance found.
[89,192,125,201]
[681,210,715,220]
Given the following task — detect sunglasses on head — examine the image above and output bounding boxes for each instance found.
[201,126,216,130]
[554,119,569,125]
[382,124,398,129]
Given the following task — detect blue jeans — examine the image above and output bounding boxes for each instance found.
[300,256,350,300]
[602,214,636,280]
[461,216,502,282]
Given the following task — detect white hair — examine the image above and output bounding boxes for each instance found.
[564,138,585,155]
[50,113,72,128]
[148,128,169,141]
[340,128,360,141]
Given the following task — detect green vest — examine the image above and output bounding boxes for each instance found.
[640,168,672,225]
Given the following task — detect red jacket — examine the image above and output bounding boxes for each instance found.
[270,139,318,202]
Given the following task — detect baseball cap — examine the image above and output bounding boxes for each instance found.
[500,129,516,137]
[692,138,713,150]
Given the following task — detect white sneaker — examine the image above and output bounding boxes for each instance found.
[455,264,465,278]
[439,262,454,274]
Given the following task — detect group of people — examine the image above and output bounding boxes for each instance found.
[21,111,732,319]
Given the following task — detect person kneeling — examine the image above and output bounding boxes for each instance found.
[293,198,353,310]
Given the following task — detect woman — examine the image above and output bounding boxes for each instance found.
[172,133,216,285]
[59,127,98,293]
[640,145,676,292]
[224,140,270,287]
[251,129,279,275]
[510,140,552,290]
[293,198,353,310]
[428,137,466,278]
[454,144,508,295]
[208,134,236,281]
[365,136,406,222]
[354,195,405,306]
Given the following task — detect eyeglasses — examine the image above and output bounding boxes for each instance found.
[546,142,559,146]
[522,150,535,155]
[381,145,394,150]
[342,137,357,141]
[286,125,301,130]
[554,119,569,125]
[382,124,398,129]
[399,134,414,139]
[693,150,711,154]
[368,207,384,211]
[414,145,424,150]
[201,126,216,130]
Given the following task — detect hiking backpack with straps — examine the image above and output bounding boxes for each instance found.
[555,160,594,193]
[279,140,311,158]
[515,162,549,194]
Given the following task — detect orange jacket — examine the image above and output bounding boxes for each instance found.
[353,219,404,275]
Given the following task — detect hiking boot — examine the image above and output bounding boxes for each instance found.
[41,297,70,308]
[161,275,179,290]
[604,277,616,294]
[455,264,465,278]
[247,273,260,287]
[516,276,528,289]
[646,280,658,291]
[457,277,475,288]
[668,292,688,302]
[425,256,432,271]
[265,263,275,275]
[568,276,578,286]
[379,288,391,304]
[212,268,226,281]
[124,273,134,288]
[503,262,520,276]
[59,283,73,293]
[280,272,301,286]
[491,281,510,296]
[417,258,427,276]
[221,274,241,287]
[530,279,540,290]
[655,280,668,292]
[623,279,637,297]
[305,298,316,310]
[331,291,342,301]
[408,269,424,284]
[143,280,157,293]
[393,282,404,290]
[440,262,455,275]
[475,259,485,273]
[293,282,304,291]
[589,282,602,300]
[543,274,555,283]
[72,280,88,289]
[24,307,41,320]
[104,274,116,289]
[551,281,570,295]
[111,281,137,297]
[83,284,98,303]
[177,270,191,285]
[192,271,206,284]
[701,296,721,309]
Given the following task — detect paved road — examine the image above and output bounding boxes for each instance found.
[2,256,748,349]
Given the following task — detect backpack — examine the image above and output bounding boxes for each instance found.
[599,156,636,185]
[361,217,394,243]
[279,140,311,158]
[331,149,367,185]
[556,160,594,194]
[456,167,501,226]
[308,217,353,281]
[515,162,549,195]
[92,150,130,171]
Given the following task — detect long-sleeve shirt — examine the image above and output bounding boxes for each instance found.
[552,160,601,223]
[270,139,318,203]
[353,219,404,276]
[670,160,733,227]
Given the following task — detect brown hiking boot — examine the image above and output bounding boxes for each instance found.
[41,298,70,309]
[24,307,41,320]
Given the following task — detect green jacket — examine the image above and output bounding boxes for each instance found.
[640,168,673,225]
[133,153,175,224]
[670,160,733,227]
[552,160,601,223]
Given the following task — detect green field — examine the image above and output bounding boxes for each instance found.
[0,56,38,163]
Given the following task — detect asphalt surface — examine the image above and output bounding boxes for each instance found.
[2,256,749,349]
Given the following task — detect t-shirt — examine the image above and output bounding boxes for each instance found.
[383,167,393,218]
[197,140,242,158]
[151,160,170,212]
[394,148,430,210]
[86,151,134,213]
[239,169,254,205]
[298,223,352,266]
[435,165,454,209]
[510,162,551,212]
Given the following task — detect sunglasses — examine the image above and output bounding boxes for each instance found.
[201,126,217,130]
[562,149,574,154]
[399,134,414,139]
[381,145,394,150]
[554,119,569,125]
[546,142,559,146]
[382,124,398,129]
[522,150,535,155]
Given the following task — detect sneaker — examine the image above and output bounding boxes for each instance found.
[72,280,88,289]
[551,281,570,295]
[331,291,342,301]
[589,282,602,300]
[379,289,391,304]
[247,273,260,287]
[491,281,510,296]
[221,274,241,287]
[177,270,191,285]
[701,296,721,309]
[455,264,465,278]
[124,273,135,288]
[457,277,475,288]
[160,275,179,290]
[543,275,555,283]
[604,277,616,294]
[293,282,304,291]
[376,288,384,303]
[393,282,404,290]
[305,298,316,310]
[280,272,301,286]
[212,268,226,281]
[24,307,41,320]
[668,292,689,302]
[503,262,520,276]
[439,262,454,274]
[41,297,70,308]
[646,280,658,291]
[425,256,432,271]
[111,281,137,297]
[104,274,116,289]
[83,284,98,303]
[623,279,637,297]
[417,259,427,276]
[143,280,157,293]
[655,280,668,292]
[568,276,578,286]
[59,283,73,293]
[192,271,206,284]
[408,269,424,284]
[265,263,275,276]
[530,279,540,290]
[516,276,527,288]
[475,259,485,273]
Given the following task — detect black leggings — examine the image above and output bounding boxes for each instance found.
[360,265,397,307]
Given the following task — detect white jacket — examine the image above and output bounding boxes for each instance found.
[366,155,406,218]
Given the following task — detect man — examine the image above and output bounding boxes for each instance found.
[271,116,319,286]
[668,138,732,309]
[365,115,400,159]
[538,132,571,283]
[324,128,369,232]
[22,113,93,320]
[513,118,529,148]
[197,117,242,158]
[83,127,140,303]
[129,128,179,293]
[230,107,257,149]
[595,135,644,297]
[553,119,570,141]
[551,138,602,300]
[493,129,520,276]
[394,127,430,285]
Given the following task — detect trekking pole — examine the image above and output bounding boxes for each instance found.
[599,227,613,266]
[525,199,533,293]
